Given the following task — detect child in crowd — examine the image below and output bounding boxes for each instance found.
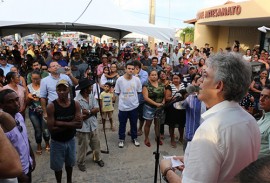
[100,82,115,131]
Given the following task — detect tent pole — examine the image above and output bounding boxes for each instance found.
[118,31,122,54]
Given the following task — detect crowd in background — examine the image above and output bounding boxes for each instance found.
[0,38,270,182]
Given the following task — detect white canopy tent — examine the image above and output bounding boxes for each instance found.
[0,0,175,43]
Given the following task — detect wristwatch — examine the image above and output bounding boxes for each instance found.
[162,167,173,182]
[88,110,91,115]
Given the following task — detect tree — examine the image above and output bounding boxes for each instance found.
[47,31,61,38]
[180,27,194,44]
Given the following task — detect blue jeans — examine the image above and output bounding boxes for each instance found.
[50,138,76,171]
[29,110,50,144]
[118,108,138,141]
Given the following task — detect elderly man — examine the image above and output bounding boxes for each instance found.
[258,84,270,158]
[160,53,261,183]
[97,54,110,77]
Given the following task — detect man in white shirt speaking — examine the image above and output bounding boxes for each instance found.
[160,53,261,183]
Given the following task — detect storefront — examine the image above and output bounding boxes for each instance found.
[185,0,270,53]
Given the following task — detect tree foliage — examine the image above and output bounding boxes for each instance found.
[47,31,61,37]
[180,27,194,43]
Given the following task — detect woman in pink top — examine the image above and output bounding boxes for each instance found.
[3,72,27,118]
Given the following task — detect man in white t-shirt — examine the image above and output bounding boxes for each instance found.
[160,53,261,183]
[157,43,164,62]
[115,62,142,148]
[170,47,182,66]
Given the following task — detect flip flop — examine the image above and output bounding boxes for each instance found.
[144,140,151,147]
[137,130,143,136]
[36,150,42,155]
[155,138,163,146]
[171,141,176,148]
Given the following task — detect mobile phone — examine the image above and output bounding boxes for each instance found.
[57,67,66,74]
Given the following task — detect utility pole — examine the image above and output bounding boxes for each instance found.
[148,0,155,56]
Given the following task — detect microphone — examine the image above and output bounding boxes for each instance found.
[173,96,184,102]
[176,85,197,95]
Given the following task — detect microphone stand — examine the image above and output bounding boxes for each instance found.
[153,91,183,183]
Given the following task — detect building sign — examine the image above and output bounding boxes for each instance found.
[197,5,242,20]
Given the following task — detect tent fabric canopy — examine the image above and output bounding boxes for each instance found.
[0,0,175,43]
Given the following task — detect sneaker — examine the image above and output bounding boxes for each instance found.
[118,140,124,148]
[133,139,140,147]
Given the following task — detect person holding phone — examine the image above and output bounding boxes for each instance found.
[27,70,50,155]
[40,61,78,121]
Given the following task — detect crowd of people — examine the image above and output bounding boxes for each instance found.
[0,39,270,182]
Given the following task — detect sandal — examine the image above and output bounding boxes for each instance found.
[171,141,177,148]
[45,146,50,152]
[36,150,42,155]
[137,130,143,136]
[111,127,116,132]
[160,134,165,140]
[144,140,151,147]
[155,138,163,146]
[94,160,105,167]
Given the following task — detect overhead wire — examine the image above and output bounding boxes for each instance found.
[73,0,93,23]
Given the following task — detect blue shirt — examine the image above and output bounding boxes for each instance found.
[5,113,32,174]
[46,59,68,67]
[0,63,14,76]
[182,94,206,141]
[40,74,73,103]
[138,69,148,104]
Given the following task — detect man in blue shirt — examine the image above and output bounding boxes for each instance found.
[0,54,13,76]
[46,52,68,67]
[134,60,148,135]
[40,61,78,121]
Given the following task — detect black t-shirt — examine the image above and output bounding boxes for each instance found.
[51,100,76,142]
[140,58,152,67]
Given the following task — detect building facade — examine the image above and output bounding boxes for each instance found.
[185,0,270,53]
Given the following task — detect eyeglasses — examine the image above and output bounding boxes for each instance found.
[15,119,23,133]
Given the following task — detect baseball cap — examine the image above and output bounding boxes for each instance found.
[56,79,69,88]
[102,54,107,58]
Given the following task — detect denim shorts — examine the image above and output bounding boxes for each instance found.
[143,104,157,120]
[50,138,76,171]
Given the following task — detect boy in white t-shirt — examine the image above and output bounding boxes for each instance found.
[114,62,142,148]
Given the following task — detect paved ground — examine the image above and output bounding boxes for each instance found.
[26,107,184,183]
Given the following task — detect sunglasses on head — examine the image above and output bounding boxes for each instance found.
[15,119,23,133]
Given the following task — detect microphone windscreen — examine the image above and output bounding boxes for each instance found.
[186,85,197,94]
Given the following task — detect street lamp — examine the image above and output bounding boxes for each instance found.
[258,26,270,33]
